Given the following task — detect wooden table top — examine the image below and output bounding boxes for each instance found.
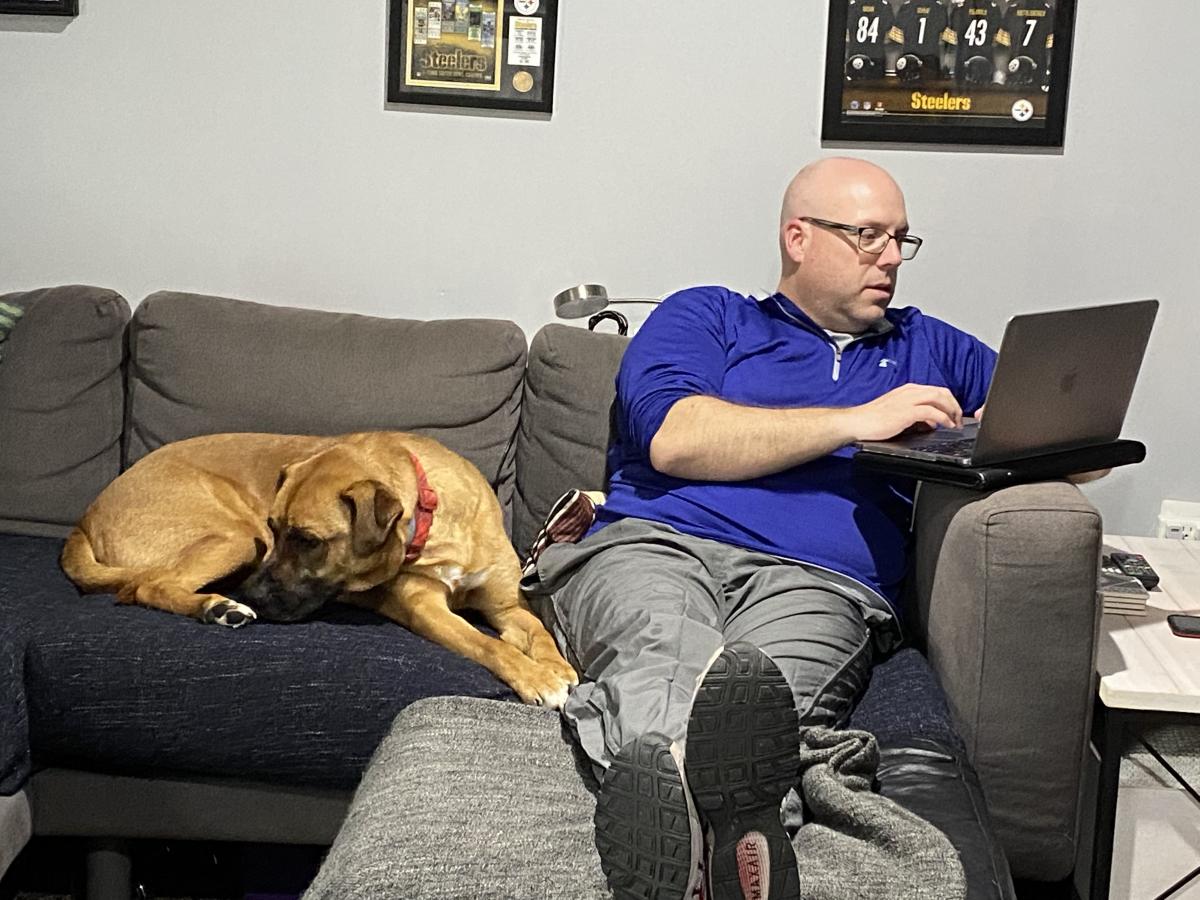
[1098,536,1200,714]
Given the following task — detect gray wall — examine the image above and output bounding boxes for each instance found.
[1,1,1195,536]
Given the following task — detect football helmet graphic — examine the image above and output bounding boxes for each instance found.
[962,55,994,85]
[845,53,879,81]
[1007,54,1039,86]
[895,53,925,83]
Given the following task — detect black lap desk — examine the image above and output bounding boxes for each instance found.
[853,439,1146,490]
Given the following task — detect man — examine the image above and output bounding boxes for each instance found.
[529,158,995,900]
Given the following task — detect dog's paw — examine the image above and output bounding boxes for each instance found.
[537,682,572,711]
[201,597,258,628]
[514,665,576,711]
[543,657,579,689]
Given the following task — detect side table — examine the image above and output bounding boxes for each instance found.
[1091,536,1200,900]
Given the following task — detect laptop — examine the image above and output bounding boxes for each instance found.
[854,299,1158,467]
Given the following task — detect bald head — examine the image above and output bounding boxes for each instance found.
[779,157,904,229]
[775,157,911,332]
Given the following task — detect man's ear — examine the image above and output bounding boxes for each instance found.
[782,217,809,265]
[341,480,404,556]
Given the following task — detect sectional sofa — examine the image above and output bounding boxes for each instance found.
[0,285,1104,898]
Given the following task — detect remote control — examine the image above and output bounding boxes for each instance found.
[1109,551,1160,590]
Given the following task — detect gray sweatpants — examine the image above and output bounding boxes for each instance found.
[527,518,899,783]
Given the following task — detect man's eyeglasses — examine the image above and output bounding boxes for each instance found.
[800,216,923,261]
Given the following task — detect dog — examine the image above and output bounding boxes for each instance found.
[61,431,578,708]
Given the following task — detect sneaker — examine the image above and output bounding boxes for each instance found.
[684,643,801,900]
[595,732,704,900]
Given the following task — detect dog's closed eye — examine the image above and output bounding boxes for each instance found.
[286,529,322,552]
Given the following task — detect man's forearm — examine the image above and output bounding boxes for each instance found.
[646,384,963,481]
[649,395,857,481]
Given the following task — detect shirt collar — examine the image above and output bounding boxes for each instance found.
[761,292,895,339]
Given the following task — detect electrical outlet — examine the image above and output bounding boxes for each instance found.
[1157,499,1200,540]
[1161,522,1197,540]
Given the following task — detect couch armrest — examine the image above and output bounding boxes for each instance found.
[908,480,1102,882]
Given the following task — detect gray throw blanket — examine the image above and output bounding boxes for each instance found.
[305,698,966,900]
[0,298,29,366]
[793,726,966,900]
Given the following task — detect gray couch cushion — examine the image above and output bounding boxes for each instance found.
[0,791,31,881]
[513,324,628,554]
[125,292,525,528]
[0,285,128,537]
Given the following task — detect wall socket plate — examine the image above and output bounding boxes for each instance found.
[1157,499,1200,540]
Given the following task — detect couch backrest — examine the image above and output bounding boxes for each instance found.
[0,286,129,536]
[512,323,628,554]
[125,291,526,530]
[0,289,620,544]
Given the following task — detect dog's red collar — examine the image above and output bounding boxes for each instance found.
[403,452,438,564]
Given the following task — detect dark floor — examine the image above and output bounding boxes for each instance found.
[1013,878,1081,900]
[0,838,325,900]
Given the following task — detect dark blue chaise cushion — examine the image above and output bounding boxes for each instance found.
[850,642,965,755]
[1,535,514,789]
[1,534,964,792]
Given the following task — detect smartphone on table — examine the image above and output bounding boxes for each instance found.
[1167,614,1200,638]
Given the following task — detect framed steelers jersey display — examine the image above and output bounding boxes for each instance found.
[387,0,558,113]
[821,0,1075,147]
[0,0,77,12]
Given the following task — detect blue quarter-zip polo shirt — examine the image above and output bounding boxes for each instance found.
[592,285,997,607]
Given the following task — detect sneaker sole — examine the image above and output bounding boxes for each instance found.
[684,642,801,900]
[595,732,701,900]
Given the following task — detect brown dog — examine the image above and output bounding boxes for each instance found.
[61,431,578,708]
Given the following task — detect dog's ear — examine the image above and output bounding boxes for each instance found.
[341,480,404,556]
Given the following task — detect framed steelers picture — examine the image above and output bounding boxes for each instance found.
[387,0,558,114]
[0,0,77,13]
[821,0,1076,147]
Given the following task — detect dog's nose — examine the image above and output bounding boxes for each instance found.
[243,574,338,623]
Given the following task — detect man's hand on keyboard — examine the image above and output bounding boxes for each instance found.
[848,383,964,442]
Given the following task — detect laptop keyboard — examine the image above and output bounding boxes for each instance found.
[900,432,976,457]
[926,437,975,457]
